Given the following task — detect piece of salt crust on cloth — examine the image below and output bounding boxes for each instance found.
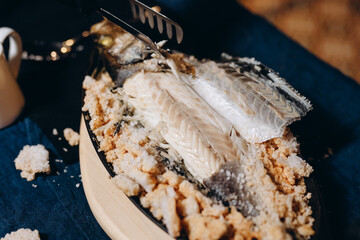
[1,228,41,240]
[14,144,50,181]
[63,128,80,146]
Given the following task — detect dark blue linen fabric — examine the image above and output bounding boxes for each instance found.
[0,118,109,240]
[0,0,359,239]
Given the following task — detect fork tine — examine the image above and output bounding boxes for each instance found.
[156,15,164,34]
[166,22,173,39]
[130,1,137,18]
[147,10,155,29]
[138,6,146,24]
[175,25,183,44]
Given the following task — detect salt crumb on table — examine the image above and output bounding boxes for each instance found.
[14,144,51,181]
[1,228,40,240]
[63,128,80,146]
[52,128,58,136]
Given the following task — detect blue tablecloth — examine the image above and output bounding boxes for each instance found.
[0,0,359,239]
[0,118,109,239]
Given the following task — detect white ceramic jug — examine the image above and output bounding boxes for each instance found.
[0,27,24,129]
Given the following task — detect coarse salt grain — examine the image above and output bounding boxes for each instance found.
[52,128,58,136]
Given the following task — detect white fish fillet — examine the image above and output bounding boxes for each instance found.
[124,71,246,181]
[182,56,312,143]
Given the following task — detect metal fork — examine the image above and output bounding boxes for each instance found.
[98,0,183,56]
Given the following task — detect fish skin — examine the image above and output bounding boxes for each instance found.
[219,55,312,118]
[204,160,258,217]
[124,71,247,182]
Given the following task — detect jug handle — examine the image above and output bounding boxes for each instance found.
[0,27,22,79]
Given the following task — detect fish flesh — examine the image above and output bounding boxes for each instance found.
[124,71,241,180]
[123,70,259,216]
[84,20,315,240]
[179,54,312,143]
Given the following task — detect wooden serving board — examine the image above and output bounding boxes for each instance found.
[79,117,173,240]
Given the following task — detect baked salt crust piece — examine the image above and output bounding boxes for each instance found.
[63,128,80,146]
[82,20,314,240]
[1,228,41,240]
[14,144,50,181]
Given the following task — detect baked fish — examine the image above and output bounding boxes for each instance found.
[83,20,315,240]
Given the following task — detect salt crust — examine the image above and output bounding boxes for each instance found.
[82,65,314,239]
[112,173,140,196]
[14,145,50,181]
[63,128,80,146]
[1,228,40,240]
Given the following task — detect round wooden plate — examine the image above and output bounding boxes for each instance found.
[79,116,173,240]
